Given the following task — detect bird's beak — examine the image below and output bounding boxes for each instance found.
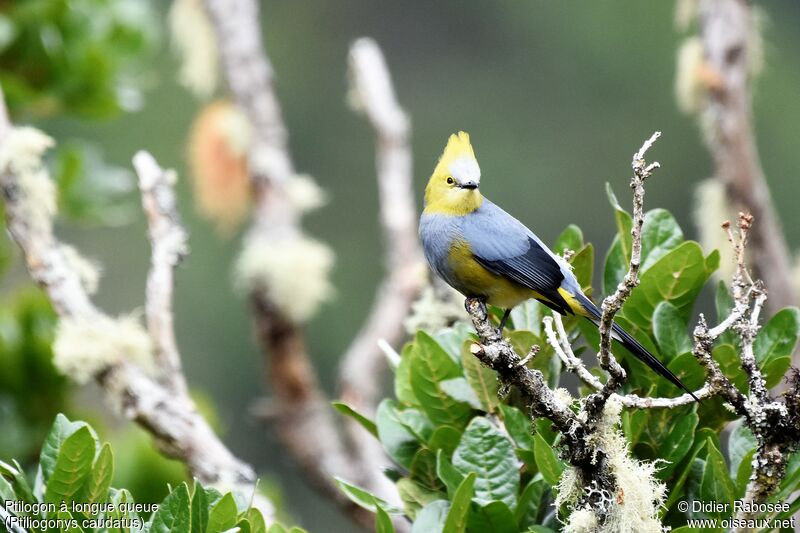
[460,181,478,190]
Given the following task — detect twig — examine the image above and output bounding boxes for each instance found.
[725,214,770,402]
[544,314,717,409]
[697,0,796,316]
[588,131,661,414]
[544,315,603,391]
[134,151,189,397]
[339,38,424,414]
[0,102,275,519]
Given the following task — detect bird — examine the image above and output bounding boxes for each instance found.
[418,131,697,400]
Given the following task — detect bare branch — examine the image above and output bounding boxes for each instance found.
[134,151,189,397]
[200,2,402,525]
[339,38,424,414]
[466,298,625,523]
[589,131,661,413]
[0,107,274,518]
[697,0,795,315]
[544,315,603,391]
[544,314,716,409]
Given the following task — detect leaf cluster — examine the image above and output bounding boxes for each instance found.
[0,0,158,118]
[0,413,301,533]
[335,194,800,531]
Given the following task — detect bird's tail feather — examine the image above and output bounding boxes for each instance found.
[573,291,699,401]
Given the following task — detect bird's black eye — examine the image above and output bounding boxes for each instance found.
[446,176,454,185]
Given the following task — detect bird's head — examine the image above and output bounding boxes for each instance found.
[424,131,483,215]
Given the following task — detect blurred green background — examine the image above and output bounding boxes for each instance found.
[1,1,799,531]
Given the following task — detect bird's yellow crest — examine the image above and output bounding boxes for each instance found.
[424,131,482,215]
[433,131,476,177]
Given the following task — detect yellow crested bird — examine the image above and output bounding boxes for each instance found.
[418,131,697,399]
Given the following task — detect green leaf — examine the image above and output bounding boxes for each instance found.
[434,322,474,362]
[397,408,435,442]
[471,501,518,533]
[395,343,418,405]
[510,300,543,335]
[606,183,633,264]
[603,235,627,296]
[714,344,748,392]
[45,426,95,504]
[554,224,583,256]
[410,332,472,427]
[0,460,33,503]
[246,509,267,533]
[452,417,519,510]
[0,474,15,503]
[699,438,736,517]
[58,508,84,533]
[436,450,464,498]
[656,408,698,479]
[661,352,705,397]
[533,433,564,487]
[376,506,395,533]
[727,421,756,481]
[149,483,191,533]
[443,473,475,533]
[411,448,442,490]
[191,482,210,533]
[268,525,288,533]
[460,341,499,412]
[206,492,238,533]
[754,307,800,364]
[376,399,419,469]
[664,437,707,510]
[499,404,534,452]
[653,302,692,361]
[640,208,683,270]
[763,356,792,388]
[570,244,594,291]
[515,475,548,530]
[774,451,800,501]
[332,402,377,437]
[508,330,554,383]
[428,426,462,456]
[335,477,404,514]
[397,478,443,520]
[78,441,113,505]
[412,500,449,533]
[440,378,483,410]
[40,413,87,481]
[735,449,754,499]
[621,242,711,332]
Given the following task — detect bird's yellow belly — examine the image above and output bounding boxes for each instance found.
[447,242,535,309]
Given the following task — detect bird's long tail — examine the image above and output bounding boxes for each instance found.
[572,291,699,401]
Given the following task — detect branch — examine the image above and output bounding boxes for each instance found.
[696,0,795,315]
[200,2,402,526]
[0,95,275,519]
[588,131,661,414]
[466,298,623,522]
[544,314,716,409]
[339,37,424,413]
[134,151,189,397]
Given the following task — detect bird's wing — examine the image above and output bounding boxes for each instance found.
[463,201,573,315]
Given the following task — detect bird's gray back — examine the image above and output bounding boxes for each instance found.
[463,199,579,290]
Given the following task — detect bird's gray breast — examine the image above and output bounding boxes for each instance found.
[419,212,463,287]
